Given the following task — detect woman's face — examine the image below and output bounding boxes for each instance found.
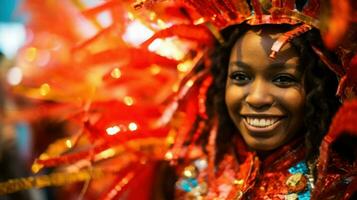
[225,29,305,151]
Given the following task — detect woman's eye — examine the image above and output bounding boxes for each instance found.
[273,75,298,86]
[229,72,251,85]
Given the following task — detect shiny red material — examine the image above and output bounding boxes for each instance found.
[314,100,357,199]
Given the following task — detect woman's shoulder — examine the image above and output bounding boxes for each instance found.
[313,99,357,199]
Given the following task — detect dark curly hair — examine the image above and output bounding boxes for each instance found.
[204,23,341,165]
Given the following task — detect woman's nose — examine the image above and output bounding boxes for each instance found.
[245,79,274,110]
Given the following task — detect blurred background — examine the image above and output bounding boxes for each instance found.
[0,1,37,200]
[0,0,26,59]
[0,1,166,199]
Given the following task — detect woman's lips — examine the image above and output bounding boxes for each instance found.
[241,115,285,137]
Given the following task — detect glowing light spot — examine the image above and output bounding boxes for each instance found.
[106,125,120,135]
[40,83,51,96]
[111,68,121,79]
[122,20,154,46]
[25,47,37,62]
[123,96,134,106]
[65,139,72,148]
[39,153,49,160]
[0,23,26,58]
[127,12,134,20]
[177,62,191,73]
[172,83,179,92]
[166,136,175,145]
[97,10,112,27]
[148,38,185,60]
[194,17,205,25]
[7,66,22,85]
[233,179,244,185]
[97,148,115,159]
[128,122,138,131]
[150,65,161,75]
[148,39,162,51]
[186,80,194,87]
[194,159,208,171]
[122,178,129,184]
[183,169,193,177]
[157,19,168,29]
[165,151,173,160]
[149,12,156,20]
[31,163,43,174]
[183,165,197,178]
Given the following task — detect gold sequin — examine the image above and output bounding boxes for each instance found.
[286,173,303,187]
[183,165,198,178]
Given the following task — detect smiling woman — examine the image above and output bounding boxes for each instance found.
[226,27,306,151]
[173,23,345,199]
[206,23,341,162]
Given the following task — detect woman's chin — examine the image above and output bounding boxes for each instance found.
[238,121,289,151]
[244,136,284,151]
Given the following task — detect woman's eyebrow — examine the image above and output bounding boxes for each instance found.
[229,61,298,69]
[229,61,251,69]
[268,63,298,69]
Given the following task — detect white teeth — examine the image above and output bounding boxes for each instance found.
[245,117,279,127]
[259,119,265,126]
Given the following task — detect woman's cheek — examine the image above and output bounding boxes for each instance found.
[225,85,245,115]
[280,88,305,114]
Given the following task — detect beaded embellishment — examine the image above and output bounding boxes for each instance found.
[285,161,313,200]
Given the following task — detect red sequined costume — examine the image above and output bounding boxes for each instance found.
[171,0,357,199]
[174,101,357,199]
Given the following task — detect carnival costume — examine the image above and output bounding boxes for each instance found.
[0,0,356,200]
[175,101,357,199]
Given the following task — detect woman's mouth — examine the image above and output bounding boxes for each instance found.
[242,115,285,135]
[245,117,280,128]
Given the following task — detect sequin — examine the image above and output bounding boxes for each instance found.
[177,178,199,192]
[287,161,312,199]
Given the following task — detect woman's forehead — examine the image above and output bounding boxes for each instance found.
[231,29,299,66]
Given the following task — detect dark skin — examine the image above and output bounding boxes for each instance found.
[225,28,306,151]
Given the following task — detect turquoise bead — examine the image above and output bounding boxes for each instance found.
[288,161,312,200]
[177,178,199,192]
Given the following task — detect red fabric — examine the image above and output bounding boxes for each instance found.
[314,99,357,199]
